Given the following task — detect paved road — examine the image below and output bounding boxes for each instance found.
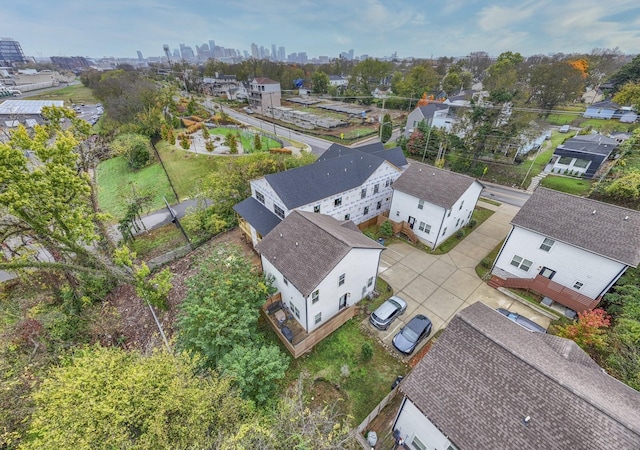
[202,99,333,156]
[480,181,531,207]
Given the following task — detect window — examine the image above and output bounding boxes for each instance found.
[558,156,573,165]
[338,273,345,286]
[364,206,369,215]
[367,276,373,286]
[418,199,424,210]
[510,255,533,272]
[459,200,464,210]
[313,204,321,213]
[289,303,300,319]
[573,281,584,290]
[373,184,379,194]
[334,197,342,207]
[573,159,590,168]
[455,218,460,227]
[411,436,427,450]
[361,188,367,199]
[255,191,265,204]
[418,222,431,233]
[447,210,451,217]
[396,211,400,216]
[468,211,472,218]
[274,205,285,219]
[283,276,289,286]
[312,289,319,304]
[539,238,555,252]
[385,179,390,187]
[376,201,382,210]
[314,312,322,324]
[442,227,447,235]
[344,214,350,221]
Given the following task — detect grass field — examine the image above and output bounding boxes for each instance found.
[25,83,97,105]
[95,156,177,220]
[208,128,280,152]
[540,175,593,196]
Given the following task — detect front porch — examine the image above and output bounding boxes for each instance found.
[262,293,357,358]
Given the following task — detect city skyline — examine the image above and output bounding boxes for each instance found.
[4,0,640,60]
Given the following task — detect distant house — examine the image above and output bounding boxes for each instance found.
[392,302,640,449]
[248,77,281,114]
[0,99,64,127]
[403,102,455,137]
[256,211,383,333]
[584,99,638,123]
[549,134,619,178]
[491,188,640,314]
[202,73,237,98]
[328,75,348,88]
[234,142,406,247]
[389,162,483,249]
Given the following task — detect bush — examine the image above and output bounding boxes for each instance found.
[269,148,291,154]
[456,229,466,238]
[379,220,393,237]
[468,218,478,228]
[254,133,262,151]
[361,342,374,362]
[112,133,152,171]
[205,141,214,152]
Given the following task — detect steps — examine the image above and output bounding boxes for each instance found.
[527,172,548,192]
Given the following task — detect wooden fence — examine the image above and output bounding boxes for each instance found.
[355,388,400,449]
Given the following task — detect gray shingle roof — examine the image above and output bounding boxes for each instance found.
[416,102,450,120]
[318,142,408,168]
[392,161,482,209]
[264,152,392,209]
[557,134,619,156]
[400,302,640,450]
[512,188,640,266]
[255,211,382,297]
[232,197,281,237]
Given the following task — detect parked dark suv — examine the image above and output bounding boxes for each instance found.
[392,314,432,354]
[369,296,407,330]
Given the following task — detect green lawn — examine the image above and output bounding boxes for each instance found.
[95,156,177,220]
[25,83,97,105]
[540,175,593,196]
[208,128,280,152]
[476,239,504,280]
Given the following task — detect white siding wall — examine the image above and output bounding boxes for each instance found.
[304,247,382,332]
[494,226,627,299]
[296,163,400,224]
[394,399,452,450]
[261,248,382,333]
[389,181,482,249]
[404,109,426,137]
[251,178,290,219]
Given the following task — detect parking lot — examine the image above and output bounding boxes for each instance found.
[369,201,553,357]
[73,103,102,124]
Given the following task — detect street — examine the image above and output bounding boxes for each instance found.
[480,181,531,207]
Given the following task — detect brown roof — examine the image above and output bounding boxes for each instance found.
[400,302,640,449]
[255,211,383,297]
[512,188,640,266]
[392,162,482,209]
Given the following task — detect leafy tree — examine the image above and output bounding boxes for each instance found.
[311,71,330,94]
[349,58,393,103]
[111,133,152,170]
[201,124,210,140]
[177,245,273,366]
[528,61,584,111]
[483,52,525,101]
[555,308,611,352]
[218,344,290,406]
[465,51,493,80]
[391,64,440,108]
[613,81,640,110]
[254,132,262,151]
[608,54,640,91]
[380,113,392,143]
[21,346,252,450]
[604,170,640,201]
[225,132,238,153]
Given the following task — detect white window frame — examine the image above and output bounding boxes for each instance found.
[361,188,367,199]
[418,199,424,210]
[338,273,345,286]
[312,289,319,304]
[314,312,322,324]
[510,255,533,272]
[540,238,555,252]
[367,276,374,287]
[573,281,584,290]
[373,184,379,194]
[255,191,265,204]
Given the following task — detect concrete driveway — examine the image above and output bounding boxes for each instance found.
[373,201,552,352]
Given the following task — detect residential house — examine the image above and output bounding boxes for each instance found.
[491,188,640,314]
[549,134,619,178]
[256,211,383,333]
[328,75,348,88]
[584,99,638,123]
[392,302,640,449]
[389,162,483,249]
[248,77,281,114]
[234,143,406,247]
[403,102,455,138]
[202,73,237,97]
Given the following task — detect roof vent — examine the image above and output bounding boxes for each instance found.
[419,168,422,172]
[522,416,531,425]
[344,168,347,172]
[295,241,299,246]
[624,216,630,221]
[279,233,283,238]
[592,210,596,215]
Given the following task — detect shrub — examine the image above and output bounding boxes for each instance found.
[254,133,262,151]
[112,133,152,171]
[205,141,214,152]
[468,218,478,228]
[361,342,374,362]
[201,126,210,139]
[269,148,291,154]
[380,220,393,237]
[180,136,191,150]
[225,133,238,154]
[456,229,466,238]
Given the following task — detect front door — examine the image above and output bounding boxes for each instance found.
[339,293,348,310]
[539,267,556,279]
[408,216,416,229]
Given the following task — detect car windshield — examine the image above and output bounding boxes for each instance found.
[402,326,419,342]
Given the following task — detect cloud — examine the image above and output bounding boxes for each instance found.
[477,2,546,32]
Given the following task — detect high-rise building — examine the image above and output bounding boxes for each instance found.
[251,43,259,59]
[0,38,28,65]
[179,44,195,60]
[137,50,144,61]
[278,46,285,61]
[271,44,277,61]
[209,40,216,53]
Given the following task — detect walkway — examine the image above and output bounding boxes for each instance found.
[372,201,552,350]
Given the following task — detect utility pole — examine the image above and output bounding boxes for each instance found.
[163,197,190,244]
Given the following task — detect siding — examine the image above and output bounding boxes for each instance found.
[494,226,626,299]
[394,399,453,450]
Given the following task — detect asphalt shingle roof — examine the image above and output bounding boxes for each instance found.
[392,161,481,209]
[255,211,382,297]
[318,142,407,168]
[232,197,281,237]
[557,134,619,156]
[416,102,450,120]
[512,188,640,266]
[264,151,391,209]
[400,302,640,450]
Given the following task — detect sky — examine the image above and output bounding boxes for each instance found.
[5,0,640,59]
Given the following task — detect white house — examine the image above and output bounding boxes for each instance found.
[256,211,384,333]
[248,77,281,114]
[234,142,407,247]
[328,75,348,88]
[491,188,640,314]
[389,162,484,249]
[403,103,455,138]
[392,302,640,450]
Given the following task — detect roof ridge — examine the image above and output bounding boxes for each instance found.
[535,187,640,215]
